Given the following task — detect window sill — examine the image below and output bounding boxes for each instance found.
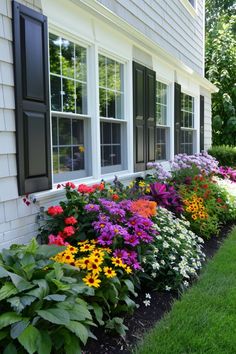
[180,0,197,17]
[32,170,147,204]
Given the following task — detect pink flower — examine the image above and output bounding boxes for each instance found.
[78,184,95,194]
[64,216,77,225]
[48,234,69,246]
[65,182,76,189]
[63,226,75,238]
[47,205,63,216]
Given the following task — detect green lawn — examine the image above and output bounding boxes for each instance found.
[135,226,236,354]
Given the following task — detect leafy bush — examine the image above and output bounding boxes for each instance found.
[208,145,236,168]
[0,239,96,354]
[143,207,205,291]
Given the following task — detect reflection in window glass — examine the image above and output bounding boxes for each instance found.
[100,122,121,167]
[156,81,169,160]
[98,54,124,119]
[52,116,85,176]
[49,33,87,114]
[180,93,194,155]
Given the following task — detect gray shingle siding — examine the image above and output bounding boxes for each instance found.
[97,0,204,75]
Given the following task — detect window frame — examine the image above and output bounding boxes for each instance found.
[180,0,198,16]
[155,79,172,162]
[180,91,197,155]
[49,28,92,183]
[97,48,129,175]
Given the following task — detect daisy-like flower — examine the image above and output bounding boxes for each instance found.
[124,265,132,274]
[87,262,102,274]
[165,285,171,291]
[80,244,95,252]
[83,273,101,288]
[143,299,151,307]
[76,257,90,269]
[111,257,126,268]
[145,293,151,299]
[67,246,78,254]
[103,267,117,278]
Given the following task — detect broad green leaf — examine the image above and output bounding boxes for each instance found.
[65,321,89,345]
[0,266,34,292]
[18,325,41,354]
[7,295,36,313]
[0,330,8,341]
[29,279,49,299]
[10,319,30,339]
[3,343,17,354]
[0,282,17,301]
[51,279,70,291]
[70,283,95,296]
[37,308,70,325]
[44,294,66,302]
[123,279,136,296]
[25,238,38,254]
[91,303,104,325]
[38,330,52,354]
[0,312,22,330]
[36,245,66,258]
[61,330,81,354]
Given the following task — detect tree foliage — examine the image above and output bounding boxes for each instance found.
[205,1,236,145]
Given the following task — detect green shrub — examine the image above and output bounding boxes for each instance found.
[0,239,97,354]
[208,145,236,167]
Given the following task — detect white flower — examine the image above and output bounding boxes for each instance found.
[145,293,151,299]
[142,257,147,264]
[151,272,157,278]
[165,285,171,291]
[160,260,165,265]
[152,261,160,270]
[183,280,189,287]
[143,299,151,307]
[163,241,170,248]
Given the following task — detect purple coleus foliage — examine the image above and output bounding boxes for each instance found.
[150,182,183,214]
[218,166,236,182]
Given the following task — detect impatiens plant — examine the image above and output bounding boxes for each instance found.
[143,207,205,291]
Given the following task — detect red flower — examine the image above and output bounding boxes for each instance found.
[64,216,77,225]
[217,198,223,203]
[63,226,75,238]
[48,234,69,246]
[78,184,95,194]
[65,182,76,189]
[112,194,119,201]
[202,184,209,189]
[57,184,61,189]
[47,205,63,216]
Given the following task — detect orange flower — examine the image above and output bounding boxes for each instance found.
[131,199,157,218]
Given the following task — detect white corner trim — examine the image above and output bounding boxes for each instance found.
[180,0,198,17]
[71,0,218,93]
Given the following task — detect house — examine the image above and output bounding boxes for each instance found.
[0,0,217,249]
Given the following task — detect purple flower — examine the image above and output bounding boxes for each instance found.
[124,233,140,247]
[84,204,100,212]
[97,232,114,245]
[150,182,183,214]
[113,249,129,261]
[135,228,153,243]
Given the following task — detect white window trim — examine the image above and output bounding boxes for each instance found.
[180,0,198,17]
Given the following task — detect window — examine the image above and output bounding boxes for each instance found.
[49,33,90,182]
[156,81,169,160]
[188,0,195,7]
[99,54,126,173]
[180,93,195,155]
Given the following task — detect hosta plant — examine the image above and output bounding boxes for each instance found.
[0,239,97,354]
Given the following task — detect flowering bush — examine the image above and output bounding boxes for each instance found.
[218,166,236,182]
[142,207,205,291]
[171,151,219,175]
[147,162,172,181]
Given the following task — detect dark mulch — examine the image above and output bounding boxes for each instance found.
[84,223,235,354]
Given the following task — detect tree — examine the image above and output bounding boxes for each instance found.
[205,1,236,145]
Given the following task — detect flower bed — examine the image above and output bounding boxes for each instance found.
[0,152,236,353]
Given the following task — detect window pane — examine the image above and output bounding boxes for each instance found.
[49,34,60,75]
[72,146,85,170]
[63,78,75,113]
[100,122,122,168]
[115,62,123,91]
[116,93,124,119]
[59,118,71,145]
[99,55,106,87]
[180,130,193,155]
[99,89,106,117]
[156,81,167,125]
[112,123,121,144]
[72,119,84,145]
[181,93,194,129]
[107,91,115,118]
[156,127,167,160]
[61,38,74,79]
[107,57,115,90]
[113,145,121,165]
[51,75,61,111]
[76,82,87,114]
[53,147,59,174]
[75,45,87,82]
[52,116,58,145]
[102,146,112,166]
[59,147,72,171]
[102,122,112,144]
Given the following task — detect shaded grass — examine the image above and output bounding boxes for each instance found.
[135,227,236,354]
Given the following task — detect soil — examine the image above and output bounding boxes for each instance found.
[83,223,235,354]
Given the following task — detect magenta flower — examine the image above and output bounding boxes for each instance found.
[124,233,140,247]
[84,204,100,212]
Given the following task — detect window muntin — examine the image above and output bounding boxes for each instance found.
[180,93,195,155]
[49,33,89,182]
[49,33,87,114]
[99,54,126,173]
[156,81,169,161]
[99,54,124,119]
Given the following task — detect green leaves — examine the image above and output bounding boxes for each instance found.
[36,308,70,325]
[18,325,41,354]
[0,283,17,301]
[65,321,89,345]
[0,313,22,330]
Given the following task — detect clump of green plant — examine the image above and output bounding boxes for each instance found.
[0,239,96,354]
[208,145,236,168]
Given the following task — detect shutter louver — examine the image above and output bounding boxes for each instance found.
[174,82,181,155]
[13,1,52,195]
[200,95,205,151]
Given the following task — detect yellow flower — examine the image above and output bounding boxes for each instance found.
[146,187,151,193]
[103,267,117,278]
[102,247,112,254]
[76,257,90,269]
[77,240,89,245]
[80,244,95,252]
[111,257,126,268]
[89,255,103,266]
[124,266,132,274]
[87,262,102,274]
[91,249,105,258]
[79,146,85,152]
[192,214,198,220]
[83,273,101,288]
[62,253,75,263]
[139,181,146,188]
[67,246,78,254]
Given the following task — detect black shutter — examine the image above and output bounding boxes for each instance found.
[133,62,156,172]
[133,62,146,172]
[200,95,205,151]
[13,1,52,195]
[174,82,181,155]
[146,68,156,163]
